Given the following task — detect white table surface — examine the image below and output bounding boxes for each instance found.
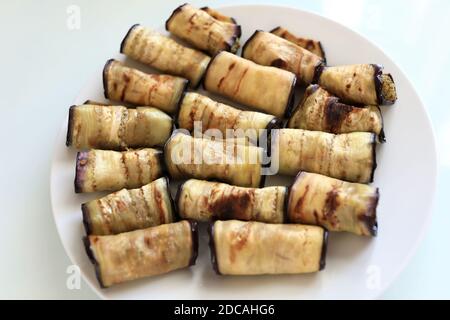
[0,0,448,299]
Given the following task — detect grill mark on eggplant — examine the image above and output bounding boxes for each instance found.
[217,62,235,89]
[233,67,248,95]
[323,188,340,227]
[325,101,354,133]
[229,223,250,263]
[98,198,113,234]
[293,184,309,222]
[209,187,255,220]
[134,151,143,185]
[152,182,165,224]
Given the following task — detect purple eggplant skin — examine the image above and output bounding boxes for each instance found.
[165,3,188,31]
[319,229,329,271]
[240,30,261,58]
[163,176,180,222]
[369,133,378,183]
[283,76,298,118]
[283,186,290,223]
[81,203,93,235]
[74,151,89,193]
[102,59,115,100]
[207,222,221,275]
[188,220,199,267]
[66,105,76,147]
[82,236,106,288]
[174,179,187,221]
[373,64,396,105]
[119,23,140,54]
[360,188,379,237]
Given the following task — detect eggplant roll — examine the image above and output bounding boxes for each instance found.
[274,129,376,183]
[103,59,187,114]
[203,51,296,118]
[177,179,286,223]
[242,30,324,85]
[288,85,384,140]
[287,172,378,236]
[75,148,163,193]
[177,92,278,136]
[270,26,326,60]
[164,132,263,188]
[82,177,175,235]
[66,104,172,150]
[165,3,241,55]
[120,25,210,88]
[315,64,397,105]
[209,220,327,275]
[200,7,236,23]
[84,220,198,287]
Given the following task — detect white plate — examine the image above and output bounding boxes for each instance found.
[50,4,437,299]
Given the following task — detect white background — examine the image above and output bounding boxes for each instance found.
[0,0,448,299]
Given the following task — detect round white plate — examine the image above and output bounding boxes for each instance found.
[51,4,437,299]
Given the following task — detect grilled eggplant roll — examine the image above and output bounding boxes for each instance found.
[242,30,324,85]
[177,92,278,136]
[84,220,198,288]
[103,59,187,114]
[66,103,172,150]
[287,172,379,236]
[288,85,384,141]
[177,179,286,223]
[273,129,376,183]
[203,51,296,118]
[120,25,210,88]
[165,3,241,55]
[200,7,236,23]
[209,220,328,275]
[82,177,175,235]
[75,148,163,193]
[270,26,326,61]
[164,132,263,188]
[315,64,397,105]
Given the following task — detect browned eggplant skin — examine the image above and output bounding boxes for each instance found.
[102,59,189,114]
[165,4,241,55]
[176,180,286,223]
[241,30,324,86]
[270,26,326,62]
[287,171,379,236]
[209,221,327,275]
[288,84,385,141]
[203,51,297,118]
[83,221,198,288]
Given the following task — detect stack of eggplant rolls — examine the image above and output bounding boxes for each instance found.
[65,3,397,288]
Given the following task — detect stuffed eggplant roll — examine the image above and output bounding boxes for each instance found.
[66,103,172,150]
[273,129,376,183]
[315,64,397,105]
[84,220,198,288]
[75,148,163,193]
[209,220,328,275]
[165,3,241,55]
[103,59,187,114]
[288,85,384,141]
[164,132,263,188]
[200,7,236,23]
[177,179,286,223]
[203,51,296,118]
[177,92,278,136]
[287,172,379,236]
[82,177,175,235]
[270,26,326,60]
[120,25,210,88]
[242,30,324,85]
